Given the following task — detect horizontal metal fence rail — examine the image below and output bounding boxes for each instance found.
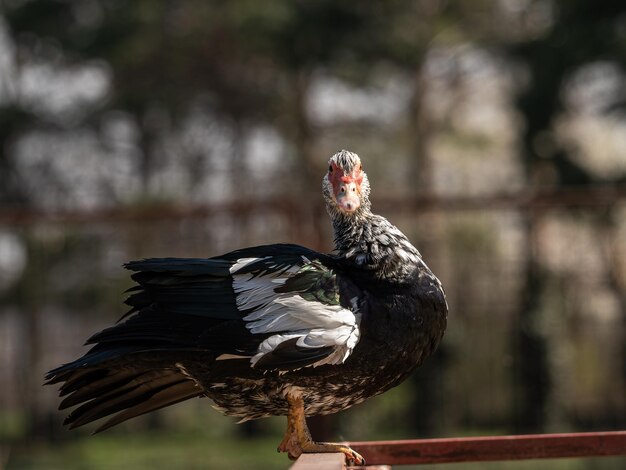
[290,431,626,468]
[1,185,626,227]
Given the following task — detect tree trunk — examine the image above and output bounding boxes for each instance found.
[512,213,550,432]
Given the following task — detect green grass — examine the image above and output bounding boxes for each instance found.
[6,432,287,470]
[5,430,625,470]
[3,402,624,470]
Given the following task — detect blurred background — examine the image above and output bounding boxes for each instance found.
[0,1,625,469]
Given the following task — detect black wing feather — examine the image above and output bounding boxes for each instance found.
[253,337,336,371]
[46,243,333,431]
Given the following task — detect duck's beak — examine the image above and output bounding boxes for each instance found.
[335,178,360,213]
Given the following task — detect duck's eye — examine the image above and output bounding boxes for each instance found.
[328,165,333,173]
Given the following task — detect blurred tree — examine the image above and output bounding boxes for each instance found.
[2,0,625,449]
[506,0,626,431]
[1,0,481,441]
[0,106,33,204]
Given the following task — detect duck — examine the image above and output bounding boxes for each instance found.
[46,149,448,465]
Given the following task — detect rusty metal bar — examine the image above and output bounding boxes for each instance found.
[345,431,626,465]
[0,199,295,227]
[1,185,625,227]
[376,184,626,213]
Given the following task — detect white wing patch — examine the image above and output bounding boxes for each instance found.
[229,257,361,369]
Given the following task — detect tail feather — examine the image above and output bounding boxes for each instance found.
[59,369,110,397]
[59,370,139,409]
[46,346,140,384]
[45,254,270,431]
[63,369,200,430]
[94,380,201,433]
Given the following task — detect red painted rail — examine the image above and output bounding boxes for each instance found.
[345,431,626,466]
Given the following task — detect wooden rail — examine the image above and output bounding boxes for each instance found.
[290,431,626,468]
[289,452,390,470]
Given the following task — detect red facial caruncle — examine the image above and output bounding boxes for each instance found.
[328,162,363,213]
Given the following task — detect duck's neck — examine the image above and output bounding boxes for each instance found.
[331,206,374,254]
[328,205,422,281]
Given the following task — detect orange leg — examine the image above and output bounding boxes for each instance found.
[277,392,365,465]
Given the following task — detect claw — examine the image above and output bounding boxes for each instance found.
[334,445,365,465]
[343,447,365,465]
[277,391,365,465]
